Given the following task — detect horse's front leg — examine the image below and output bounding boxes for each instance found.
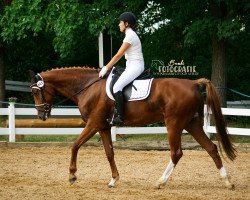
[99,130,119,188]
[69,125,96,184]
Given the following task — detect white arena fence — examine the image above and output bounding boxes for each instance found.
[0,102,249,142]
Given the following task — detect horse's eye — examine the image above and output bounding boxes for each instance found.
[31,89,39,95]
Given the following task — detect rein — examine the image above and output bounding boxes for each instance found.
[52,77,102,107]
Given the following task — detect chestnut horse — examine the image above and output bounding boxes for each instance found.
[29,67,236,189]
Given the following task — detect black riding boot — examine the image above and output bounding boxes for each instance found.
[111,91,124,126]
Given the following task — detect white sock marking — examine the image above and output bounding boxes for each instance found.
[219,166,227,178]
[161,159,175,180]
[156,159,175,187]
[108,178,116,188]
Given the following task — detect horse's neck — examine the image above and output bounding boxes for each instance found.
[44,69,98,101]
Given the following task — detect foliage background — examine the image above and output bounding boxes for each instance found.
[0,0,249,104]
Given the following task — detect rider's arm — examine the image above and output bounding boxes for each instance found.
[105,42,131,70]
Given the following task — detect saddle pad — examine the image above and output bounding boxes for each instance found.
[106,69,154,101]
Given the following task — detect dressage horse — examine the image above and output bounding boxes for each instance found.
[29,67,236,189]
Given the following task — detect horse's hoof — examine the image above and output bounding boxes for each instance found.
[154,184,160,189]
[69,174,77,185]
[226,183,235,190]
[155,179,166,189]
[224,177,235,190]
[108,178,117,188]
[230,184,235,190]
[155,182,162,189]
[108,183,115,188]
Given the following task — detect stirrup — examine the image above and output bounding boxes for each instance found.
[110,115,124,126]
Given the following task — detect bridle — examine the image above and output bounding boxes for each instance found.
[30,73,102,120]
[30,73,53,120]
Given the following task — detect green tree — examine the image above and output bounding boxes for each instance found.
[0,0,149,79]
[1,0,92,58]
[1,0,249,106]
[153,0,249,106]
[0,40,4,107]
[0,0,100,80]
[0,0,12,106]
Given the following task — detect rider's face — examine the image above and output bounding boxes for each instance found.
[119,21,128,32]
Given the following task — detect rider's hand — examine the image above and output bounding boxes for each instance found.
[99,66,108,78]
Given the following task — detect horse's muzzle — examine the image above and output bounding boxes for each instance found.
[36,104,51,121]
[38,110,50,121]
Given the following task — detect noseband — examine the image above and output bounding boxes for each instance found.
[30,73,52,120]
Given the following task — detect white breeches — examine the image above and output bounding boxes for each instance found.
[113,60,144,93]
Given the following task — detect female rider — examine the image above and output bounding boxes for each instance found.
[99,12,144,126]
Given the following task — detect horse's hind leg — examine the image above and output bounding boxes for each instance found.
[185,117,234,189]
[99,130,119,188]
[69,125,97,184]
[156,124,183,189]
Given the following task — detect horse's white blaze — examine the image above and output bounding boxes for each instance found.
[156,159,175,189]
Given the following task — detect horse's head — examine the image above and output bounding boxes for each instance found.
[29,70,55,121]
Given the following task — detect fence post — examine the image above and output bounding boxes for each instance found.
[8,102,16,142]
[111,126,117,142]
[203,105,211,138]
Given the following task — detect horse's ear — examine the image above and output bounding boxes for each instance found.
[29,70,37,82]
[29,70,35,77]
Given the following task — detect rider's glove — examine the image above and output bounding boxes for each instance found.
[99,66,108,78]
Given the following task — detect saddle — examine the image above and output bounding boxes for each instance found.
[108,67,153,101]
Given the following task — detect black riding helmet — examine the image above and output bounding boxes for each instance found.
[119,12,136,28]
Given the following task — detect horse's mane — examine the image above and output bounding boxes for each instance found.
[44,66,98,73]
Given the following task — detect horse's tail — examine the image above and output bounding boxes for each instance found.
[196,78,236,161]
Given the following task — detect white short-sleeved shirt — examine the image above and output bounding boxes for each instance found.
[123,28,144,61]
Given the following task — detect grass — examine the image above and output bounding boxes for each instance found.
[0,135,97,143]
[0,133,249,143]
